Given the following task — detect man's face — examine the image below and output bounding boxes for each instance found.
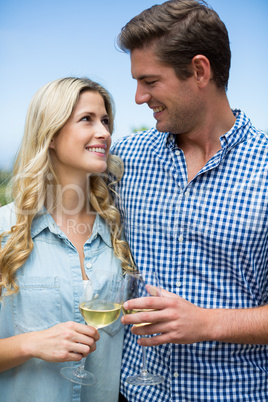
[130,44,202,135]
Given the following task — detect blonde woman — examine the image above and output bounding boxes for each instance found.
[0,77,133,402]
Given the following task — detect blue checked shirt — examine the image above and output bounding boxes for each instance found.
[111,110,268,401]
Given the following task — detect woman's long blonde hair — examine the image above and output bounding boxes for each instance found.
[0,77,134,299]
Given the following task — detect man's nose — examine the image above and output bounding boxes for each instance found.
[135,83,151,105]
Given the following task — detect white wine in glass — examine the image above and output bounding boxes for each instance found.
[60,270,124,386]
[79,300,122,329]
[123,271,165,386]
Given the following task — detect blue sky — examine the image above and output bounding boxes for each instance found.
[1,0,268,170]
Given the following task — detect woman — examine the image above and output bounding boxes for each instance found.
[0,77,133,401]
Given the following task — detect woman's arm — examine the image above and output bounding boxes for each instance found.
[0,321,99,372]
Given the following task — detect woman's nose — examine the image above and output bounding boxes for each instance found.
[94,123,111,139]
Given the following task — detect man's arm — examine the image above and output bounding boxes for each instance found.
[121,289,268,346]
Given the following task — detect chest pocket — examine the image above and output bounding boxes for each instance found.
[12,276,62,334]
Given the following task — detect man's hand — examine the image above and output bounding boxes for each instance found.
[121,289,209,346]
[121,288,268,346]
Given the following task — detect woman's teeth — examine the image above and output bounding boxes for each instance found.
[87,147,105,154]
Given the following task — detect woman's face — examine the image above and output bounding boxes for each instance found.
[50,90,111,181]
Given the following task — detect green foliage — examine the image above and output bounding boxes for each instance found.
[0,171,12,207]
[131,126,150,133]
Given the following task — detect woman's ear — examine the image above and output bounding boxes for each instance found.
[191,55,211,88]
[49,138,55,149]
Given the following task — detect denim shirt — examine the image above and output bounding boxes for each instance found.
[0,202,124,402]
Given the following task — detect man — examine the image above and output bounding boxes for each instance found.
[111,1,268,400]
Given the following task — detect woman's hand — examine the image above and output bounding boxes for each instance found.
[0,321,100,372]
[31,321,100,362]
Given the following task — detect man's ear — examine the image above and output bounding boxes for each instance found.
[191,55,212,88]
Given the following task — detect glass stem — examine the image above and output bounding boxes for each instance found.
[76,357,86,374]
[141,336,148,374]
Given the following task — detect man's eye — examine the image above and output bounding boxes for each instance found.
[145,80,157,85]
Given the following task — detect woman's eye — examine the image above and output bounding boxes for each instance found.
[102,118,109,127]
[81,116,91,122]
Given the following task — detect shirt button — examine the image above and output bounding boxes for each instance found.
[176,281,182,288]
[175,150,180,155]
[184,191,189,197]
[86,262,92,269]
[178,234,184,242]
[174,372,179,378]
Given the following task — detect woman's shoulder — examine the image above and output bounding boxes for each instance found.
[0,202,16,233]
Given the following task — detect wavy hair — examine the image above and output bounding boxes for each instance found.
[117,0,231,90]
[0,77,134,299]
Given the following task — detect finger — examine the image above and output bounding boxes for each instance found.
[122,309,161,326]
[72,342,91,356]
[89,342,97,353]
[75,323,100,341]
[122,305,170,326]
[160,288,180,298]
[137,333,171,347]
[131,322,167,336]
[145,284,161,297]
[68,352,84,361]
[76,332,100,346]
[68,340,97,360]
[75,342,97,356]
[123,296,168,312]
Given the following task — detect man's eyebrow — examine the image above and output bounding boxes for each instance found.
[132,74,159,80]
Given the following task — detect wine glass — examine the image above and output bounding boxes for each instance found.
[60,270,124,386]
[123,271,165,386]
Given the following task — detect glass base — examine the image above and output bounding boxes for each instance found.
[126,370,165,386]
[60,366,97,386]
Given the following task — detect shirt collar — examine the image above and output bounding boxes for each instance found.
[219,109,250,151]
[89,213,112,248]
[30,207,50,238]
[163,109,250,151]
[140,128,170,153]
[31,208,112,247]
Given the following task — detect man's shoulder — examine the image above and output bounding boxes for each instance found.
[245,123,268,154]
[249,124,268,142]
[230,110,268,156]
[111,128,160,155]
